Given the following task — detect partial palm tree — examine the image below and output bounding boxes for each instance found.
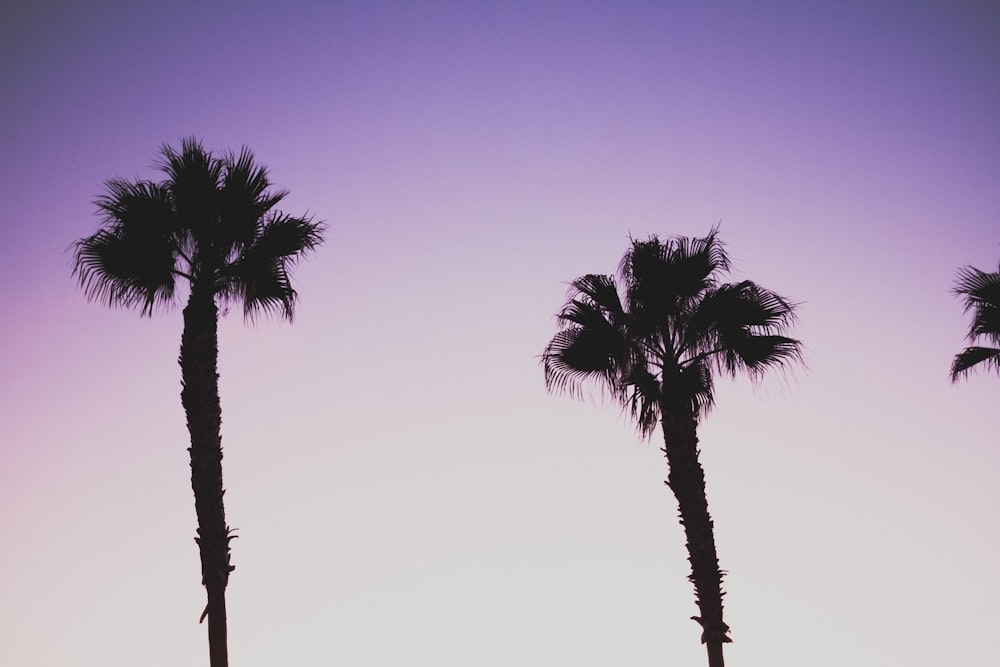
[542,228,801,667]
[951,262,1000,381]
[72,137,324,667]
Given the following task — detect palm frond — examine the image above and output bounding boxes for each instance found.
[666,224,730,283]
[557,298,611,332]
[229,258,297,321]
[954,264,1000,312]
[72,228,178,316]
[542,323,626,399]
[623,228,728,297]
[545,269,668,432]
[157,137,223,237]
[622,360,662,438]
[224,147,275,205]
[564,273,623,318]
[218,214,325,321]
[217,147,289,258]
[969,306,1000,345]
[711,281,797,330]
[96,180,173,230]
[253,213,325,259]
[954,265,1000,344]
[951,346,1000,382]
[680,278,801,380]
[680,359,716,417]
[717,333,802,379]
[622,229,731,342]
[951,264,1000,381]
[74,178,180,316]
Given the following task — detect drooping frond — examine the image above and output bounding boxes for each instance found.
[73,180,179,316]
[622,360,662,437]
[951,346,1000,381]
[686,359,717,415]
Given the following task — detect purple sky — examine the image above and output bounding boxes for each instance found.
[2,2,998,665]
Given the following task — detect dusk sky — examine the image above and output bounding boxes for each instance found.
[2,2,998,665]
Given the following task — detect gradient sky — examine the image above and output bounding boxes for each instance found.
[2,2,998,665]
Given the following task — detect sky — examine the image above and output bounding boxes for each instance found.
[1,1,998,665]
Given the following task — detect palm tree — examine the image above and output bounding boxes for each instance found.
[951,262,1000,381]
[72,138,324,667]
[542,228,801,667]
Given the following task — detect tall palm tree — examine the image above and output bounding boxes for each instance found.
[951,262,1000,381]
[542,228,801,667]
[72,138,324,667]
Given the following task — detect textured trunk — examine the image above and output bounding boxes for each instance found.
[660,400,730,667]
[180,281,232,667]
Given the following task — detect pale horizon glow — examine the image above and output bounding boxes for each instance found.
[1,2,998,666]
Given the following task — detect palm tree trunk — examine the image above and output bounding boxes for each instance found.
[180,282,232,667]
[660,407,730,667]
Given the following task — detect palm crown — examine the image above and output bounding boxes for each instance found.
[543,228,801,436]
[951,262,1000,381]
[73,137,324,319]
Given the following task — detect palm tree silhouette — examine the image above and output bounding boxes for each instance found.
[72,137,324,667]
[542,228,801,667]
[951,262,1000,381]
